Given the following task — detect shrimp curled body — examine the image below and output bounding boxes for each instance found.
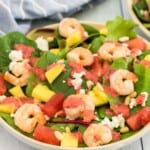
[110,69,138,95]
[98,42,130,61]
[4,60,31,86]
[14,104,46,133]
[67,47,94,66]
[83,124,112,147]
[59,18,85,38]
[63,94,95,122]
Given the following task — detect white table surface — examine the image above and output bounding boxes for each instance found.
[0,0,150,150]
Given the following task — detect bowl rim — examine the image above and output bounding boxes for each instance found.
[1,116,150,150]
[1,20,150,150]
[127,0,150,37]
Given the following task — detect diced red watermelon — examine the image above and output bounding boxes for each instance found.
[111,130,121,142]
[41,93,65,117]
[30,67,46,81]
[111,103,130,118]
[73,131,83,143]
[0,73,7,95]
[102,85,119,98]
[127,38,146,51]
[14,44,35,58]
[127,107,150,130]
[33,124,60,145]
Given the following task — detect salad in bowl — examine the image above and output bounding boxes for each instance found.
[128,0,150,36]
[0,16,150,149]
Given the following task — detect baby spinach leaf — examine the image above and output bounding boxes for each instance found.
[89,36,105,53]
[137,50,150,60]
[0,112,15,127]
[111,58,128,70]
[50,62,75,96]
[0,32,40,72]
[106,16,137,41]
[25,74,40,97]
[82,24,100,36]
[36,51,59,69]
[133,62,150,106]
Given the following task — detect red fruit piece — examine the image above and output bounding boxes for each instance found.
[14,44,35,58]
[33,124,60,145]
[111,103,130,118]
[127,38,146,51]
[42,93,65,117]
[127,107,150,130]
[0,73,7,95]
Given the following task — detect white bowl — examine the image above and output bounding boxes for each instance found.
[128,0,150,37]
[1,116,150,150]
[1,21,150,150]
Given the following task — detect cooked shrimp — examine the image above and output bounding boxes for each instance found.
[98,42,130,61]
[14,104,46,133]
[83,124,112,147]
[67,47,94,66]
[4,60,31,86]
[110,69,138,95]
[59,18,85,38]
[63,94,95,122]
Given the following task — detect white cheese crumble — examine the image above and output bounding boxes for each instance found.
[35,36,49,51]
[79,89,85,94]
[54,131,63,140]
[129,92,148,108]
[0,95,6,102]
[101,114,125,129]
[129,98,137,109]
[119,36,129,42]
[141,92,148,107]
[71,72,85,90]
[9,50,23,62]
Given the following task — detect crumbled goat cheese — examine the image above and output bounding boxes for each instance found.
[141,92,148,107]
[54,131,63,140]
[9,50,23,62]
[101,114,125,129]
[35,36,49,51]
[79,89,85,94]
[0,95,6,102]
[71,72,85,90]
[129,98,137,109]
[119,36,129,42]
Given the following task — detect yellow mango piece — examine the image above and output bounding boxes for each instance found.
[61,133,78,148]
[0,104,15,113]
[45,63,64,84]
[89,85,108,106]
[144,54,150,61]
[50,48,60,55]
[66,31,82,47]
[9,86,26,98]
[32,84,55,102]
[100,27,108,35]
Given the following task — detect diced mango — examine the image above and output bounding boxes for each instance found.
[45,63,64,84]
[66,31,82,47]
[89,85,108,106]
[9,86,26,98]
[50,48,60,55]
[61,133,78,148]
[100,27,108,35]
[32,84,55,102]
[144,54,150,61]
[0,104,16,113]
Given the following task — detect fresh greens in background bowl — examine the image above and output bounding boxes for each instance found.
[0,16,150,150]
[128,0,150,37]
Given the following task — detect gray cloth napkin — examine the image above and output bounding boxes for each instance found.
[0,0,95,36]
